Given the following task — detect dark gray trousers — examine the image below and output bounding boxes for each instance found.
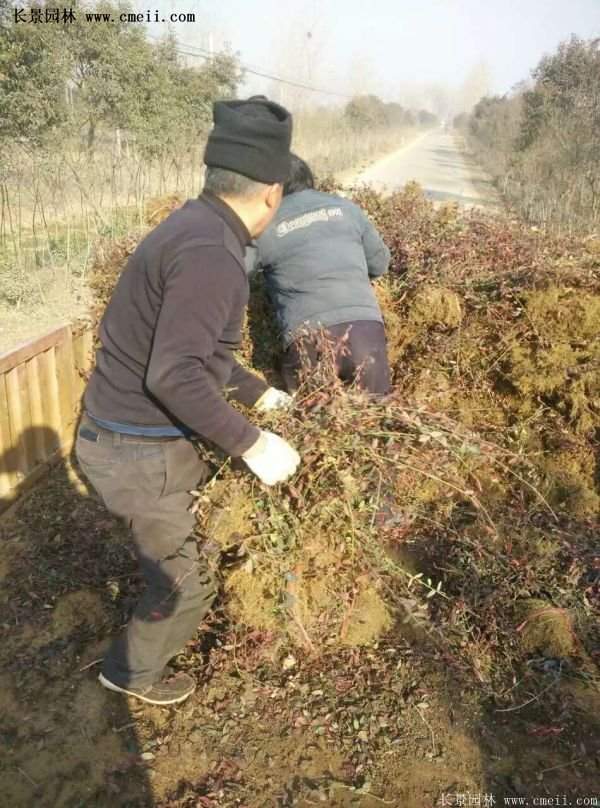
[281,320,391,395]
[75,415,216,689]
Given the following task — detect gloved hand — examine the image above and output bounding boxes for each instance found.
[254,387,293,413]
[242,430,300,485]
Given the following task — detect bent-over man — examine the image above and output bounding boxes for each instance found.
[76,97,299,706]
[249,154,392,394]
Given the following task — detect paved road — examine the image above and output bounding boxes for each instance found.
[352,130,498,209]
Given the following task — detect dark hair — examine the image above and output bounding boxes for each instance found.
[203,166,269,199]
[284,154,314,196]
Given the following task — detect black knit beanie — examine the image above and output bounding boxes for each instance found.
[203,96,293,184]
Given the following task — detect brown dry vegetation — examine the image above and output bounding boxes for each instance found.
[1,184,599,806]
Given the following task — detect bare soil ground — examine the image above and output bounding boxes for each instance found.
[1,455,598,807]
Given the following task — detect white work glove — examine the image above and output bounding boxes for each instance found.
[254,387,293,413]
[242,430,300,486]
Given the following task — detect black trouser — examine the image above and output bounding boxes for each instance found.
[75,415,216,689]
[281,320,391,395]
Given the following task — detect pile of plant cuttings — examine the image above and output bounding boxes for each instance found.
[83,184,600,799]
[199,368,599,691]
[218,181,599,665]
[86,183,600,687]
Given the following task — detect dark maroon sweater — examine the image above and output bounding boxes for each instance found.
[84,192,268,457]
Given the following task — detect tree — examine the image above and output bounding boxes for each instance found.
[417,109,438,127]
[0,2,70,145]
[0,1,240,156]
[466,36,600,230]
[65,2,160,151]
[519,36,600,151]
[383,102,410,127]
[344,95,388,130]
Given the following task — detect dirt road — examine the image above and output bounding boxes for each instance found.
[352,129,499,209]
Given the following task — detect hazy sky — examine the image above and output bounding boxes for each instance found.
[143,0,600,106]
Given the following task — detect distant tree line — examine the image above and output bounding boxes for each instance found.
[345,94,438,131]
[455,36,600,232]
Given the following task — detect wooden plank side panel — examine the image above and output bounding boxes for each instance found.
[26,355,48,464]
[16,362,35,472]
[5,366,27,485]
[54,329,77,444]
[0,374,17,497]
[0,326,94,510]
[38,346,63,450]
[0,324,70,375]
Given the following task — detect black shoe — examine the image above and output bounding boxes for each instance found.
[98,671,196,705]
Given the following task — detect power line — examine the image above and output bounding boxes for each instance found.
[147,34,352,99]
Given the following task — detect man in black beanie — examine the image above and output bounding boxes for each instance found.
[204,94,292,185]
[76,96,299,706]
